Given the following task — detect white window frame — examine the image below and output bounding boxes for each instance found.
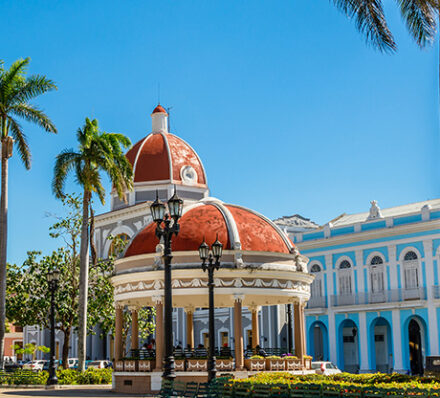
[337,258,353,296]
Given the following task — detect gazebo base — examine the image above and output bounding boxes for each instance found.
[113,370,316,394]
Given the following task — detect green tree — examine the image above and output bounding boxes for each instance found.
[52,118,133,371]
[6,195,115,369]
[331,0,438,52]
[0,58,57,368]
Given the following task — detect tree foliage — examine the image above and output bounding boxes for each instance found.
[331,0,439,53]
[6,194,114,368]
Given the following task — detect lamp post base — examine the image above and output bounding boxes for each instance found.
[162,356,176,380]
[208,356,217,383]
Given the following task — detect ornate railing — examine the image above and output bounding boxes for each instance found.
[331,287,427,307]
[306,296,327,309]
[128,346,291,360]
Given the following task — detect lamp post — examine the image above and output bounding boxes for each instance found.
[46,268,60,386]
[150,189,183,380]
[198,236,223,383]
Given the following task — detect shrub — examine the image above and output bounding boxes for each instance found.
[0,368,112,385]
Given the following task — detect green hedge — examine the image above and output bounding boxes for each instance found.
[0,368,112,385]
[224,372,440,396]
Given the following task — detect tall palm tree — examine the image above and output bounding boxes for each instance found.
[0,58,57,368]
[331,0,438,52]
[53,117,133,371]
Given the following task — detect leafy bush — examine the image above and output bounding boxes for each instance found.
[265,356,281,359]
[0,370,48,385]
[226,372,440,395]
[0,368,112,385]
[249,355,264,359]
[74,368,112,385]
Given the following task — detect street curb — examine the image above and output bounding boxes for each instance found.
[0,384,112,390]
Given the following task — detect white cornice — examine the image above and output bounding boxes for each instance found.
[297,219,440,252]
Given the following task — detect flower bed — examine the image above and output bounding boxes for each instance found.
[217,372,440,397]
[0,368,112,385]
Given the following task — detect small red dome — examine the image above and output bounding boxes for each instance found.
[152,104,167,114]
[124,199,295,257]
[125,132,207,186]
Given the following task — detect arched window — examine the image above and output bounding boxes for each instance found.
[338,260,352,295]
[109,233,130,257]
[310,264,321,273]
[404,251,418,261]
[371,256,383,265]
[370,256,384,294]
[403,251,419,290]
[310,264,322,297]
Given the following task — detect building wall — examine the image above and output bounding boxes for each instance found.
[296,204,440,373]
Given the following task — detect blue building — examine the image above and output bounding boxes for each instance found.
[283,199,440,374]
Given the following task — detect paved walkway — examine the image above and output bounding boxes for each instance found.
[0,386,153,398]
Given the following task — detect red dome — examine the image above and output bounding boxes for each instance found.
[124,199,294,257]
[152,104,167,114]
[125,132,207,186]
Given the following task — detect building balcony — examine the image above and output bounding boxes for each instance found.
[306,296,328,309]
[330,287,427,307]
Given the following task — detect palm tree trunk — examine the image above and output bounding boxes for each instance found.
[0,141,8,370]
[62,327,71,369]
[78,189,90,372]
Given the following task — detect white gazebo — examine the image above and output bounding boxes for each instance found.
[112,197,314,394]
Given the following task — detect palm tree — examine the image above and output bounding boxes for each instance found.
[331,0,438,52]
[0,58,57,368]
[53,117,133,371]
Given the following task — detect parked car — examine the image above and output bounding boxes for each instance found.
[43,360,61,371]
[312,361,341,376]
[22,360,46,371]
[68,358,78,369]
[87,360,111,369]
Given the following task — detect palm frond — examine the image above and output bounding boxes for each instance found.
[52,150,81,198]
[332,0,396,52]
[0,58,30,103]
[11,74,57,106]
[7,116,31,169]
[396,0,437,47]
[11,103,57,133]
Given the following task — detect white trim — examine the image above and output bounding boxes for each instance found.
[335,256,353,269]
[167,132,209,187]
[103,225,135,258]
[399,247,422,262]
[132,135,151,177]
[365,251,386,266]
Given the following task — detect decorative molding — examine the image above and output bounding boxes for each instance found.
[234,294,245,302]
[152,295,164,305]
[114,277,311,295]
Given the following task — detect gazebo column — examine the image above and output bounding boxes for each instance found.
[114,303,123,361]
[129,306,139,350]
[153,295,164,371]
[294,301,306,363]
[185,307,194,350]
[250,305,260,349]
[234,294,244,370]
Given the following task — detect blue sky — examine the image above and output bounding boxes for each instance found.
[2,0,439,265]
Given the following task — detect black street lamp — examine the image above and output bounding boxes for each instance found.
[150,188,183,380]
[198,236,223,383]
[46,268,60,386]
